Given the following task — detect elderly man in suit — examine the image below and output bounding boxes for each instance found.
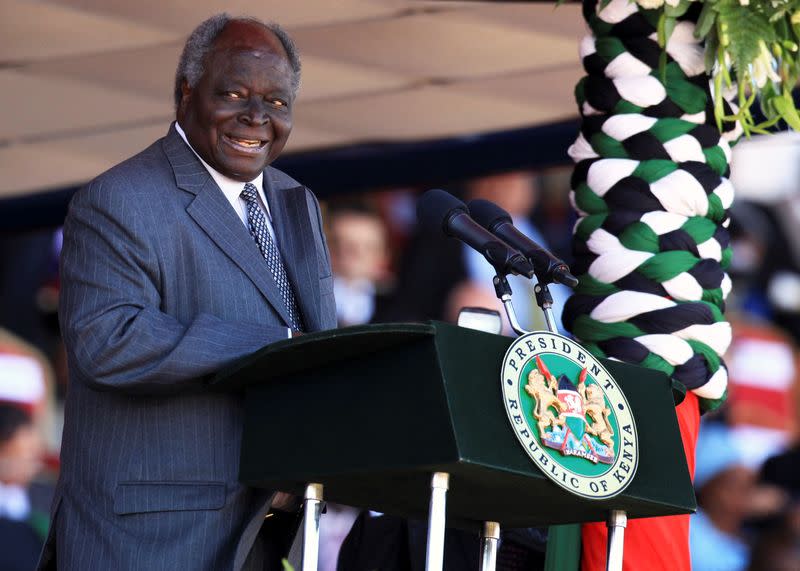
[38,14,336,571]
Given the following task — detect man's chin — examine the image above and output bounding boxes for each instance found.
[215,157,269,182]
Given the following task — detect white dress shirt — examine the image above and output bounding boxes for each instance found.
[175,122,276,239]
[175,122,291,337]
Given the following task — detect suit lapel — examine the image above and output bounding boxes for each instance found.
[164,125,293,328]
[265,176,321,332]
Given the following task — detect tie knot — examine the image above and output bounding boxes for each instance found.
[240,183,259,203]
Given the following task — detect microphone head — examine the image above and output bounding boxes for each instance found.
[553,266,580,289]
[417,189,467,233]
[468,199,512,231]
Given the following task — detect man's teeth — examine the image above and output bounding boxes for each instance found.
[229,136,262,147]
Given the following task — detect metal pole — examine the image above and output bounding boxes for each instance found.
[479,521,501,571]
[425,472,450,571]
[493,275,531,336]
[605,509,627,571]
[501,297,529,336]
[542,305,558,333]
[301,483,324,571]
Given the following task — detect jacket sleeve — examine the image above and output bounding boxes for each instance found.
[59,177,290,395]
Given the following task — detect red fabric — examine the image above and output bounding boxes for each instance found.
[580,391,700,571]
[0,398,35,415]
[729,384,791,427]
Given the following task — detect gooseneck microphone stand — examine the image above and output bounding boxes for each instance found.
[492,274,560,337]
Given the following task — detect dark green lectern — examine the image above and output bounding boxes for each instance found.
[214,322,694,570]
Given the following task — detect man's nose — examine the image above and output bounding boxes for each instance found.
[240,99,269,125]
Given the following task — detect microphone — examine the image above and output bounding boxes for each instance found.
[417,189,535,278]
[468,199,579,288]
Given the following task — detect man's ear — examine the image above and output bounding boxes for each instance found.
[177,79,192,118]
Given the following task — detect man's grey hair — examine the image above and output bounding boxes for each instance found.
[173,13,302,108]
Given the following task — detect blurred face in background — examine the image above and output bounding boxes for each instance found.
[466,171,536,217]
[699,465,756,534]
[329,211,388,284]
[0,422,43,487]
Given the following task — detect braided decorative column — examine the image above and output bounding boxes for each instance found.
[564,0,743,412]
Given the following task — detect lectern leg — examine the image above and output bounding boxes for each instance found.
[479,521,500,571]
[605,509,627,571]
[425,472,450,571]
[301,483,324,571]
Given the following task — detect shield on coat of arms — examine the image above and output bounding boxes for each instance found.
[557,374,587,442]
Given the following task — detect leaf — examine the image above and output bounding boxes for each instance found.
[713,63,725,131]
[759,81,781,119]
[771,9,791,25]
[664,15,678,47]
[658,12,667,47]
[658,13,678,80]
[705,28,720,74]
[665,0,691,19]
[772,92,800,131]
[716,0,776,72]
[695,1,717,40]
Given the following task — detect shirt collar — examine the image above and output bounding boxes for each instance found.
[174,122,265,205]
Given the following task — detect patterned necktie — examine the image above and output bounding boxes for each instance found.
[240,183,304,331]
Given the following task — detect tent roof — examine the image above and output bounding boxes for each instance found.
[0,0,585,199]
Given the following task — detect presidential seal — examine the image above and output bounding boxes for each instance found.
[501,331,638,499]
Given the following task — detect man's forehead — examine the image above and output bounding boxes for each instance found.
[211,21,287,60]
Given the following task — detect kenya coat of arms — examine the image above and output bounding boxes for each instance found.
[501,332,638,499]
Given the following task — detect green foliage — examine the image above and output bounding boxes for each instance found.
[646,0,800,136]
[715,0,776,67]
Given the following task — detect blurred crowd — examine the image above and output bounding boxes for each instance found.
[2,166,800,569]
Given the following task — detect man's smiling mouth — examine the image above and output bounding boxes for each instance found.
[223,134,268,152]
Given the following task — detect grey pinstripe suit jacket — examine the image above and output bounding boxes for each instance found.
[39,124,337,570]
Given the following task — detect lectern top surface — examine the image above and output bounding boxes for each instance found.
[212,322,435,389]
